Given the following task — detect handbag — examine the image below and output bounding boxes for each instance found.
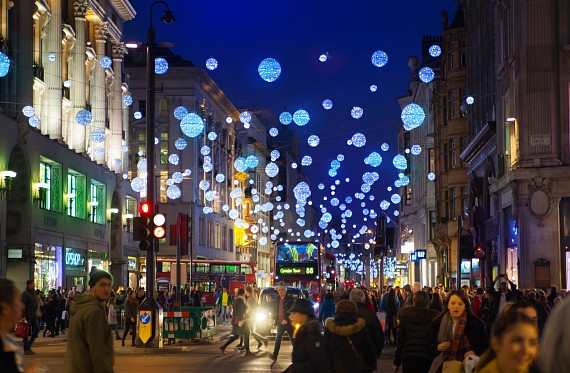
[231,316,242,327]
[442,360,464,373]
[15,318,30,338]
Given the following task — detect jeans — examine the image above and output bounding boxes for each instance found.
[23,317,39,351]
[221,306,229,323]
[110,324,120,338]
[122,320,136,345]
[272,322,294,357]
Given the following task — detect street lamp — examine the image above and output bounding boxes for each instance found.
[140,0,175,348]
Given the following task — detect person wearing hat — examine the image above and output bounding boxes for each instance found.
[63,269,114,373]
[283,298,326,373]
[324,299,377,373]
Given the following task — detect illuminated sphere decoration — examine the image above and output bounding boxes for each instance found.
[370,85,377,92]
[399,176,410,186]
[234,157,247,172]
[22,106,35,118]
[122,95,133,107]
[371,50,388,67]
[203,162,213,172]
[331,160,341,170]
[75,109,93,125]
[293,110,310,126]
[46,53,56,62]
[319,54,327,62]
[466,96,475,105]
[208,132,218,141]
[206,58,218,70]
[269,127,278,137]
[291,162,298,169]
[167,185,181,200]
[205,191,216,201]
[121,145,129,153]
[351,107,364,119]
[419,67,435,83]
[307,135,320,147]
[155,57,169,74]
[318,183,325,190]
[279,111,293,125]
[201,146,211,155]
[361,183,371,193]
[429,44,442,57]
[0,51,10,77]
[240,111,252,123]
[29,116,41,128]
[394,210,400,217]
[226,116,233,124]
[391,194,401,204]
[258,57,281,82]
[113,159,122,169]
[328,169,337,177]
[270,149,280,161]
[427,172,436,181]
[401,103,425,130]
[322,99,333,110]
[265,162,279,177]
[411,144,422,155]
[134,111,142,120]
[174,106,189,120]
[393,154,408,170]
[97,56,112,69]
[351,133,366,147]
[90,128,106,143]
[367,152,382,167]
[131,177,146,192]
[215,173,225,183]
[301,155,312,166]
[173,138,187,151]
[337,154,345,162]
[172,172,183,183]
[180,113,204,138]
[168,154,179,165]
[246,155,259,169]
[64,80,72,88]
[380,200,390,210]
[137,159,147,172]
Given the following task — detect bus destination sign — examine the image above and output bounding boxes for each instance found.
[278,265,316,275]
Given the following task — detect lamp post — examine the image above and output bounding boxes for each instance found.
[139,0,175,348]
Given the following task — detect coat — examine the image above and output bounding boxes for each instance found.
[63,294,114,373]
[0,335,20,373]
[22,288,37,320]
[428,312,489,359]
[325,316,377,372]
[318,299,336,322]
[124,298,138,322]
[394,305,440,366]
[356,303,384,360]
[273,294,294,326]
[285,317,326,373]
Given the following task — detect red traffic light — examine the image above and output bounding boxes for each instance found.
[139,201,151,216]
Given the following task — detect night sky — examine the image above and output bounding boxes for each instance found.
[123,0,459,233]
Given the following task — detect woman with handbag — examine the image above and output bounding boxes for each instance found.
[428,290,488,373]
[220,288,253,356]
[0,278,47,373]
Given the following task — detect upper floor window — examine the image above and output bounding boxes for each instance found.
[38,157,62,212]
[90,180,106,224]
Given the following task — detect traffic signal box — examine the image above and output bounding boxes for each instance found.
[460,233,474,259]
[134,202,153,250]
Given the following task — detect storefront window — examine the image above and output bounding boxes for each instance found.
[65,248,87,293]
[88,250,109,273]
[34,244,62,292]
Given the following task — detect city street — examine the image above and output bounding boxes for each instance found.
[25,324,396,372]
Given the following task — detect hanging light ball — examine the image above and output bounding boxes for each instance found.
[351,133,367,147]
[199,180,210,191]
[367,152,382,167]
[270,149,280,161]
[279,111,293,125]
[208,132,218,141]
[155,57,169,74]
[121,145,129,153]
[75,109,93,126]
[174,106,189,120]
[0,51,10,77]
[180,112,204,138]
[427,172,436,181]
[370,85,378,92]
[22,106,35,118]
[429,44,442,57]
[371,50,389,67]
[167,185,181,200]
[131,177,146,192]
[63,80,72,88]
[206,58,218,70]
[401,103,426,130]
[301,155,312,166]
[215,173,225,183]
[137,158,147,172]
[293,109,310,126]
[466,96,475,105]
[419,67,435,83]
[99,56,112,68]
[168,154,179,165]
[258,57,281,82]
[393,154,408,170]
[172,172,184,183]
[90,128,106,143]
[29,116,41,128]
[200,145,211,156]
[391,194,401,204]
[351,107,364,119]
[381,143,390,151]
[322,99,333,110]
[319,54,327,62]
[269,127,279,137]
[411,144,422,155]
[240,111,252,123]
[307,135,320,147]
[122,95,133,106]
[234,157,247,172]
[246,155,259,168]
[265,162,279,177]
[175,138,187,150]
[134,111,143,120]
[331,160,341,170]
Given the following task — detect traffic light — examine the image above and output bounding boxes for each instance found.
[135,202,153,251]
[153,213,166,239]
[460,233,474,259]
[374,245,387,260]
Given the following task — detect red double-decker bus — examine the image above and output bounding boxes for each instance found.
[325,252,337,292]
[156,258,256,304]
[274,242,326,302]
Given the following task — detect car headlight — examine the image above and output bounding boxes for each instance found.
[256,311,268,322]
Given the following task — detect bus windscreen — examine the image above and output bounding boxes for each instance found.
[276,243,318,262]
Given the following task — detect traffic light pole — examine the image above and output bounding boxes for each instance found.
[457,215,463,289]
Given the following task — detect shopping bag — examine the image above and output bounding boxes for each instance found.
[442,360,464,373]
[15,318,30,338]
[463,355,480,373]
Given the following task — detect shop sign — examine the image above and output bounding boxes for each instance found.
[395,263,408,271]
[65,248,85,270]
[139,311,152,344]
[128,257,137,270]
[411,250,426,262]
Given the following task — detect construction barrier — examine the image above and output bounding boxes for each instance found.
[161,307,217,342]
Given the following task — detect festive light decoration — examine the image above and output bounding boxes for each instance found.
[240,111,252,123]
[351,133,366,147]
[466,96,475,105]
[22,106,35,117]
[351,107,364,119]
[90,128,106,143]
[0,52,10,77]
[293,109,310,126]
[258,58,281,82]
[99,56,112,68]
[370,85,377,92]
[265,162,279,177]
[226,116,233,124]
[322,99,333,110]
[64,80,72,88]
[155,57,169,74]
[168,154,179,165]
[279,111,293,125]
[399,175,410,186]
[429,44,442,57]
[392,154,408,170]
[175,138,187,150]
[269,127,278,137]
[75,109,93,125]
[167,185,181,199]
[29,116,41,128]
[137,159,147,172]
[234,157,247,172]
[215,173,225,183]
[371,50,388,67]
[293,182,311,201]
[411,144,422,155]
[331,160,341,169]
[200,146,211,156]
[131,177,146,192]
[318,183,325,190]
[172,172,183,183]
[427,172,436,181]
[401,103,425,130]
[319,54,327,62]
[246,155,259,169]
[180,113,204,138]
[419,66,435,83]
[380,200,390,210]
[208,132,218,141]
[174,106,188,120]
[134,111,142,119]
[391,194,401,204]
[307,135,320,147]
[270,149,280,161]
[301,155,312,166]
[122,95,133,106]
[328,169,337,177]
[366,152,382,167]
[206,58,218,70]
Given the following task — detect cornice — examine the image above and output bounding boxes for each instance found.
[110,0,136,21]
[460,121,496,164]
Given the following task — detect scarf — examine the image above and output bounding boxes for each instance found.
[1,334,24,372]
[448,311,471,361]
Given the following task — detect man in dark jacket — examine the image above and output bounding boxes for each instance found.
[22,279,38,355]
[284,299,326,373]
[349,288,384,366]
[393,291,439,373]
[270,284,294,361]
[63,269,114,373]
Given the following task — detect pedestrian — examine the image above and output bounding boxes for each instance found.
[216,287,232,324]
[428,290,488,373]
[350,288,384,365]
[55,294,66,335]
[284,299,326,373]
[318,292,336,324]
[384,287,399,345]
[219,288,254,356]
[475,311,538,373]
[122,289,139,347]
[269,283,294,362]
[393,291,439,373]
[107,296,121,340]
[324,299,376,373]
[1,278,47,373]
[245,285,268,350]
[63,269,114,373]
[192,285,203,307]
[537,297,570,373]
[430,292,444,313]
[21,280,39,355]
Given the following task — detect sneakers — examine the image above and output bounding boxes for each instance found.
[220,346,227,355]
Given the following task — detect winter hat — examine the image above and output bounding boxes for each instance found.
[88,269,113,288]
[335,300,357,315]
[288,299,316,317]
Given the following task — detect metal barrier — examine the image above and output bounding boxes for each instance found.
[162,307,216,343]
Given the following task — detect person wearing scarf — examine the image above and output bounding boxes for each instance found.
[428,290,488,373]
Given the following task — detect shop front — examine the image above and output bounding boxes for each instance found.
[34,243,63,292]
[65,248,87,293]
[127,256,139,289]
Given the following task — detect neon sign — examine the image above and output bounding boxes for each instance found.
[278,265,317,276]
[65,249,84,268]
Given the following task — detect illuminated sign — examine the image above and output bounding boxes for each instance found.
[278,265,317,276]
[395,263,408,271]
[65,248,85,270]
[411,250,427,262]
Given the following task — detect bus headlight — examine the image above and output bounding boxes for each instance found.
[256,311,268,322]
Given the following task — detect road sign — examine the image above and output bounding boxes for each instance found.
[139,311,152,343]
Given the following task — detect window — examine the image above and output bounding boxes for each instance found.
[429,210,436,241]
[462,187,469,218]
[428,148,435,173]
[448,52,455,70]
[229,229,234,252]
[450,139,457,169]
[67,174,76,216]
[125,196,136,232]
[138,100,146,117]
[159,98,168,117]
[222,226,228,251]
[208,221,215,247]
[199,217,206,245]
[406,186,412,205]
[449,187,457,220]
[211,265,224,273]
[240,264,253,274]
[443,143,449,172]
[160,133,169,164]
[193,263,210,273]
[215,223,221,249]
[444,190,449,219]
[449,101,456,120]
[38,158,62,212]
[90,180,106,224]
[39,162,52,210]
